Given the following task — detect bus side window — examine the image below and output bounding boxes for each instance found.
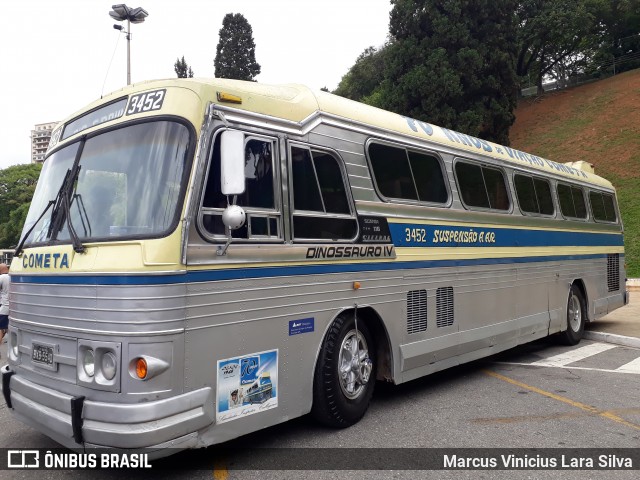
[200,133,281,240]
[290,146,357,241]
[514,174,554,216]
[455,161,510,211]
[558,183,587,220]
[589,191,617,223]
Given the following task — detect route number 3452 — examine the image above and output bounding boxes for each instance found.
[126,89,166,115]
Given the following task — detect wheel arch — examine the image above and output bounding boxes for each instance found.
[313,305,394,385]
[571,278,590,322]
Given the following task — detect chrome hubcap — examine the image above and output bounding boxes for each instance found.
[568,294,581,332]
[338,329,372,400]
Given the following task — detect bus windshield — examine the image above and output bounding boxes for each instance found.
[21,120,191,246]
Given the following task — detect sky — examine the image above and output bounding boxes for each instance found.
[0,0,392,169]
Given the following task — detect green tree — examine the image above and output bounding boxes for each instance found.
[174,56,194,78]
[0,163,42,248]
[515,0,601,92]
[372,0,519,145]
[588,0,640,75]
[214,13,261,81]
[334,46,389,103]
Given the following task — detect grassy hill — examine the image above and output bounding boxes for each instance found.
[510,69,640,277]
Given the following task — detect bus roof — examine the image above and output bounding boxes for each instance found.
[54,78,614,190]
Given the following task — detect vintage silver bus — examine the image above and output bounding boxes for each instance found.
[2,78,627,455]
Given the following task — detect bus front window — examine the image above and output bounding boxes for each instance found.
[21,121,191,246]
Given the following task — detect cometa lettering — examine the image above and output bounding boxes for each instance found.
[22,253,70,269]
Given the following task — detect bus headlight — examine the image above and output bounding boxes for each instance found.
[82,349,95,377]
[101,352,117,380]
[77,340,121,392]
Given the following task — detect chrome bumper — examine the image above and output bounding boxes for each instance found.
[2,365,214,449]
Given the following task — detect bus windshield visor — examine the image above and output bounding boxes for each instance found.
[21,121,190,245]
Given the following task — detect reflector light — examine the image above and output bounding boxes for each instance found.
[217,92,242,104]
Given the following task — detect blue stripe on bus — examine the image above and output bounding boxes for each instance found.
[11,253,616,286]
[389,223,623,248]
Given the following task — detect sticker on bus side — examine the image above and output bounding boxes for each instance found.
[289,318,314,336]
[216,349,278,424]
[125,89,166,116]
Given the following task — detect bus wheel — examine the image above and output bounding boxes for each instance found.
[312,313,376,428]
[559,285,586,346]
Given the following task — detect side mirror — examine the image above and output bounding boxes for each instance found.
[220,130,246,195]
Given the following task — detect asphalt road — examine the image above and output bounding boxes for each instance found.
[1,337,639,479]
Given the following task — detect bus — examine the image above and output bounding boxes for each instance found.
[2,78,627,456]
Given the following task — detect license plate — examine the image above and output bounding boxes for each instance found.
[32,343,54,366]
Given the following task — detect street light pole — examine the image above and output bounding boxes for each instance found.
[109,4,148,85]
[127,18,131,85]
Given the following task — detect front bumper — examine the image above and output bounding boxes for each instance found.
[2,364,214,450]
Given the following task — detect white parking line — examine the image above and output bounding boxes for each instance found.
[616,356,640,374]
[530,342,617,367]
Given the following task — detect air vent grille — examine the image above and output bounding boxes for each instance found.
[407,290,427,334]
[607,254,620,292]
[436,287,454,327]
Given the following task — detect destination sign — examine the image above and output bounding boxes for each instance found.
[62,98,128,140]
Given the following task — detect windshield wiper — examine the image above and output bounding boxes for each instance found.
[70,193,92,238]
[46,164,86,253]
[14,168,73,257]
[14,199,56,257]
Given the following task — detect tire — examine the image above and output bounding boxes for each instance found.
[312,313,376,428]
[559,284,586,346]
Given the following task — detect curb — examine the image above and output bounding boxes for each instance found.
[584,331,640,349]
[627,279,640,292]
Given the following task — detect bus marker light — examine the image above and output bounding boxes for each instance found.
[217,92,242,104]
[135,358,148,379]
[353,281,361,290]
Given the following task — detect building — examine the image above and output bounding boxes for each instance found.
[31,121,58,163]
